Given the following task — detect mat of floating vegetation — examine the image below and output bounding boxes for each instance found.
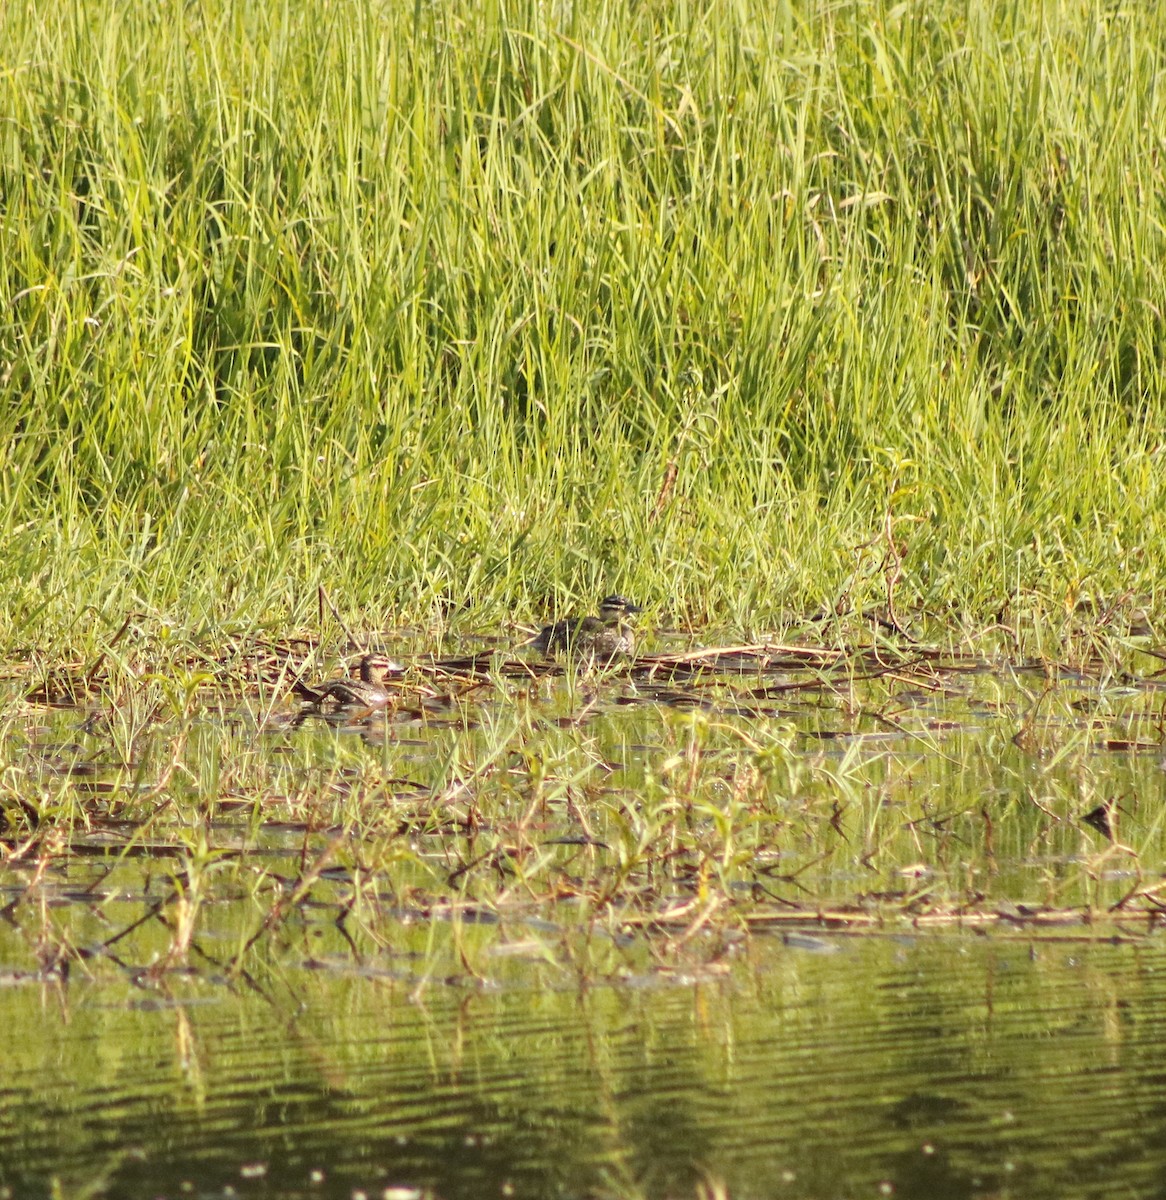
[5,625,1166,979]
[14,627,1162,706]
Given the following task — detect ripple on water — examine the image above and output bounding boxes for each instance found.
[0,936,1165,1198]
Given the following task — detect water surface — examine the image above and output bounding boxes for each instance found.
[4,649,1166,1198]
[4,934,1166,1199]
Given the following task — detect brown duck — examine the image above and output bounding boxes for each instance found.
[297,653,405,709]
[529,595,643,660]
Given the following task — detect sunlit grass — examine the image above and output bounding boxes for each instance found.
[2,0,1164,659]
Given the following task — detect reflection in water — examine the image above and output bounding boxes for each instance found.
[2,936,1166,1198]
[6,660,1166,1198]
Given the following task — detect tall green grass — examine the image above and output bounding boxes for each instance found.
[2,0,1164,653]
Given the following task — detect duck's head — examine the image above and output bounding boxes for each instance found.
[358,653,405,683]
[598,595,643,623]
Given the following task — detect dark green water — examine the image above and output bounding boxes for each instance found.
[4,934,1166,1199]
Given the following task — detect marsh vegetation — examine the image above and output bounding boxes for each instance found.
[3,0,1166,1195]
[5,638,1166,1197]
[2,0,1164,651]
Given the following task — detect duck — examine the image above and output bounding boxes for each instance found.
[300,653,405,709]
[529,594,643,660]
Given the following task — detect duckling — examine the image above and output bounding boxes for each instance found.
[304,653,405,709]
[530,594,643,659]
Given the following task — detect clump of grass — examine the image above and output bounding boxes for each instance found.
[1,0,1164,659]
